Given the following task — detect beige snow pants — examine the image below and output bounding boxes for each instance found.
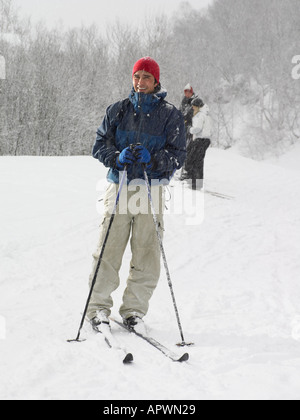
[87,182,165,320]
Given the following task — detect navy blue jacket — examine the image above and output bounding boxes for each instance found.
[92,87,186,184]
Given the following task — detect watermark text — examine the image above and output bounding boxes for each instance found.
[0,54,6,80]
[96,177,205,226]
[0,316,6,340]
[292,55,300,80]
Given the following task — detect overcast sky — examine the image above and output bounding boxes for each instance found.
[14,0,213,31]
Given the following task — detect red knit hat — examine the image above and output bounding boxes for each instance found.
[132,57,160,83]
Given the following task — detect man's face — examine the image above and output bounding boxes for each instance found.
[133,70,158,94]
[192,105,200,116]
[184,90,193,99]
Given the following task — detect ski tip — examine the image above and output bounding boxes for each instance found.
[178,353,189,363]
[123,353,134,364]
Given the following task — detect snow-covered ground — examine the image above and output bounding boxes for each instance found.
[1,147,300,400]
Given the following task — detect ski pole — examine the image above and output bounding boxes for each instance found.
[68,165,128,343]
[142,165,193,347]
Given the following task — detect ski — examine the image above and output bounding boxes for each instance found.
[92,322,134,364]
[204,189,234,200]
[172,178,234,200]
[111,318,189,363]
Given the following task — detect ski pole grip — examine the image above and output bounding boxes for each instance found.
[130,143,142,160]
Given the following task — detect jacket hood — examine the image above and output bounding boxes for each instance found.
[200,104,210,116]
[129,86,168,114]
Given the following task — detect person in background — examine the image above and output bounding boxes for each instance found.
[186,97,212,190]
[179,84,198,180]
[180,83,198,146]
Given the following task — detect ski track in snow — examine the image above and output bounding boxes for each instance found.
[1,149,300,400]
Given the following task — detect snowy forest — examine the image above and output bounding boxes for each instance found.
[0,0,300,158]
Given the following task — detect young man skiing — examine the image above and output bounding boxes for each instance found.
[88,57,186,332]
[186,97,212,190]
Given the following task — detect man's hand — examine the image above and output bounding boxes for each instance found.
[116,147,136,168]
[134,145,151,164]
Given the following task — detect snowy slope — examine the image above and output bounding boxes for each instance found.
[1,148,300,400]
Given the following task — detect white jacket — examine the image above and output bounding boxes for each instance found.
[190,104,212,140]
